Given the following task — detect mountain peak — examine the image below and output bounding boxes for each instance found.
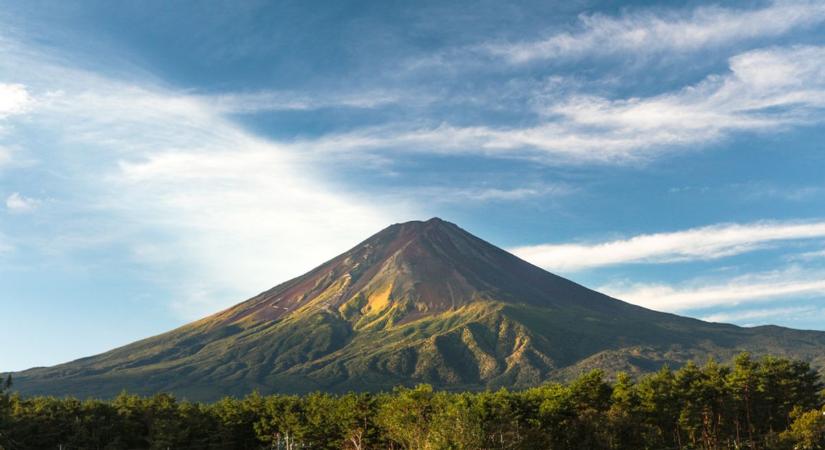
[422,216,448,227]
[369,217,461,249]
[214,218,622,328]
[380,216,452,236]
[407,216,446,224]
[215,217,491,326]
[415,216,446,225]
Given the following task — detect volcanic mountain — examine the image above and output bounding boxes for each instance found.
[13,218,825,400]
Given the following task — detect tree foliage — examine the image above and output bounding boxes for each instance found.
[0,353,823,449]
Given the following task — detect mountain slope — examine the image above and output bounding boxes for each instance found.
[13,218,825,400]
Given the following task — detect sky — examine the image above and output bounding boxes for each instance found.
[1,0,825,372]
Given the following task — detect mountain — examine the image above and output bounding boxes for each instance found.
[13,218,825,401]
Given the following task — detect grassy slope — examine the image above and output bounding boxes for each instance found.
[15,299,825,401]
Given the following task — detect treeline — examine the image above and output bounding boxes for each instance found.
[1,354,824,450]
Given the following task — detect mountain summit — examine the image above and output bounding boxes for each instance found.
[14,219,825,400]
[214,217,631,328]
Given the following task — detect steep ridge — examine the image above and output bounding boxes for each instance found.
[13,218,825,400]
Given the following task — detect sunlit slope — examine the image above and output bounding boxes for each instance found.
[14,218,825,401]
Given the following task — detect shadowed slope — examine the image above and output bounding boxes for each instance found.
[13,218,825,400]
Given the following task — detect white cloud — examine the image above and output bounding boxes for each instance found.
[735,183,825,202]
[511,220,825,272]
[115,146,400,316]
[701,306,816,324]
[402,183,571,204]
[789,248,825,261]
[301,46,825,164]
[206,89,419,114]
[448,185,567,202]
[0,34,410,319]
[537,45,825,157]
[484,0,825,63]
[601,267,825,312]
[5,192,39,213]
[2,7,824,174]
[0,83,31,119]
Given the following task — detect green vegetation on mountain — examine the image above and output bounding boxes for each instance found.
[2,355,824,449]
[12,218,825,401]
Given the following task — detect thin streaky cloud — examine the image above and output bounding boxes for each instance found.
[701,306,816,324]
[205,89,422,114]
[402,184,572,204]
[484,0,825,63]
[0,33,410,319]
[735,183,825,202]
[790,249,825,261]
[601,267,825,312]
[511,220,825,271]
[299,46,825,164]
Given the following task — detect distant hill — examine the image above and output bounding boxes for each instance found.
[13,218,825,401]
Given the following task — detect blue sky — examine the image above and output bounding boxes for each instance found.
[1,0,825,372]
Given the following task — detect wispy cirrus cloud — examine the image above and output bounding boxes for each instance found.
[733,182,825,202]
[484,0,825,64]
[512,220,825,272]
[788,248,825,261]
[399,183,572,204]
[0,84,32,164]
[701,306,818,324]
[206,89,424,114]
[0,33,410,319]
[301,45,825,164]
[601,267,825,312]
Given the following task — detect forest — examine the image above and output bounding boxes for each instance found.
[1,353,824,450]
